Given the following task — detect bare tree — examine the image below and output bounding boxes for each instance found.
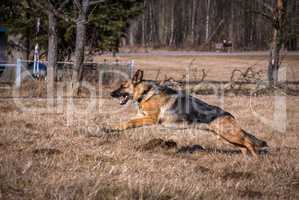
[72,0,89,93]
[205,0,211,43]
[127,0,297,51]
[229,0,234,51]
[128,20,137,48]
[71,0,105,94]
[32,0,70,98]
[267,0,288,86]
[191,0,196,44]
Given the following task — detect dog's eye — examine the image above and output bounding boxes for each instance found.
[122,83,129,88]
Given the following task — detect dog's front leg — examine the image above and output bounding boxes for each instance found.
[110,115,158,131]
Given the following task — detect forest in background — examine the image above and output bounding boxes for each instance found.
[124,0,299,50]
[0,0,297,88]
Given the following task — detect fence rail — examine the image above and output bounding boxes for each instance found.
[0,59,134,88]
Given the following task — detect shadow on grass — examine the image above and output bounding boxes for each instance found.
[138,138,268,156]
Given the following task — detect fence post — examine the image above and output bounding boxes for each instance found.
[15,58,21,88]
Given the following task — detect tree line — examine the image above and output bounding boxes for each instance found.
[0,0,296,90]
[126,0,298,51]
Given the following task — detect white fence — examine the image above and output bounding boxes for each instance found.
[0,58,21,87]
[0,59,134,88]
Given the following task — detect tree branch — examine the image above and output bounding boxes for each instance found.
[47,0,55,11]
[7,40,28,52]
[32,0,50,13]
[33,0,74,23]
[89,0,106,6]
[255,0,273,13]
[53,10,76,23]
[73,0,82,13]
[58,0,71,11]
[246,10,273,22]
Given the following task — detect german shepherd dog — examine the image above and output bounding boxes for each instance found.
[109,70,268,157]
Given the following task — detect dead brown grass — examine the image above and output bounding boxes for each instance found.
[1,54,299,199]
[0,95,299,199]
[94,53,299,82]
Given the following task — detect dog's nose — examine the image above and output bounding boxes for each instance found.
[111,91,117,97]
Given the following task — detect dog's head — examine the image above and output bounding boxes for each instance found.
[111,70,151,105]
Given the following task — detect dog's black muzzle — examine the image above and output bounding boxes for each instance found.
[111,89,131,105]
[111,89,122,98]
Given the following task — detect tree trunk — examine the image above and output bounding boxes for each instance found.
[72,18,86,93]
[129,20,136,48]
[25,30,31,61]
[191,0,196,44]
[47,11,57,98]
[149,1,154,46]
[268,0,288,86]
[205,0,211,42]
[268,29,280,85]
[169,3,174,46]
[141,1,146,47]
[72,0,89,95]
[229,0,234,51]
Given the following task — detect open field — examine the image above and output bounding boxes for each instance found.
[1,53,299,199]
[95,51,299,82]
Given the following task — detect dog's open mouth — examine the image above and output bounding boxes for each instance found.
[111,90,131,105]
[119,94,130,105]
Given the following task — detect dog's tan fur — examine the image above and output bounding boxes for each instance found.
[109,70,268,157]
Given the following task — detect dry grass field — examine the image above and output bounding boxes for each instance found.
[1,53,299,199]
[95,52,299,82]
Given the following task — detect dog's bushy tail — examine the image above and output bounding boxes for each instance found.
[244,131,268,148]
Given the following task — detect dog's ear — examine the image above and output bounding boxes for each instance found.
[132,69,143,84]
